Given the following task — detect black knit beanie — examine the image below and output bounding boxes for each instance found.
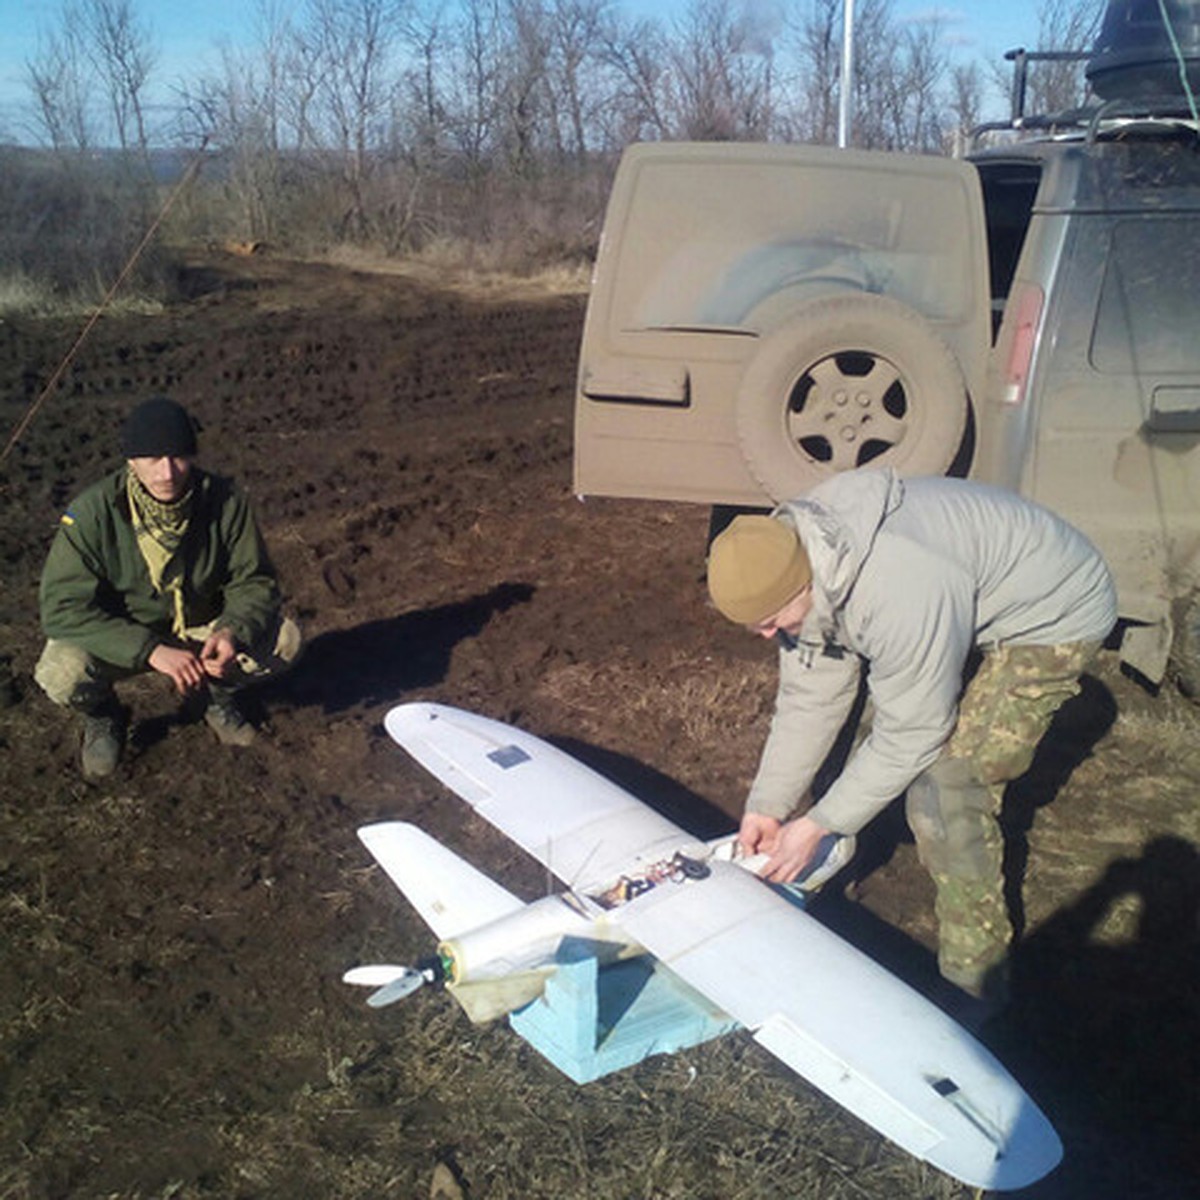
[120,397,198,458]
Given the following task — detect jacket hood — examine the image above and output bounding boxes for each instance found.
[774,469,904,634]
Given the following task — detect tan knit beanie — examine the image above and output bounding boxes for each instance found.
[707,515,812,625]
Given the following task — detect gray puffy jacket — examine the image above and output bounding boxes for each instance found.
[745,469,1116,833]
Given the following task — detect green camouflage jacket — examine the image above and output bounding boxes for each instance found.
[39,466,281,670]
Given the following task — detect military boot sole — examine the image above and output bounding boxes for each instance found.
[204,707,257,747]
[81,717,122,779]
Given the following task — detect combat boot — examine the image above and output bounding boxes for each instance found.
[933,960,1012,1032]
[79,705,124,779]
[204,686,256,746]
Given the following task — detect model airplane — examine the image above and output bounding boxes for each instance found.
[344,701,1062,1192]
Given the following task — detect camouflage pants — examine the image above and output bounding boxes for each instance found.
[34,615,303,711]
[905,640,1100,998]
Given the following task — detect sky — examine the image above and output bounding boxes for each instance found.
[0,1,1055,143]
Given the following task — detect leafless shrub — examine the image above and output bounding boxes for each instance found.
[0,146,172,305]
[2,0,1116,300]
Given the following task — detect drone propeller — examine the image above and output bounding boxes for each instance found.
[343,959,442,1008]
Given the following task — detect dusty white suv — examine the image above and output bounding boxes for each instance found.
[574,143,987,499]
[573,83,1200,695]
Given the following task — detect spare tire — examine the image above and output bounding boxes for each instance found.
[735,294,971,499]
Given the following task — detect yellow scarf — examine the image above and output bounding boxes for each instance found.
[126,470,193,637]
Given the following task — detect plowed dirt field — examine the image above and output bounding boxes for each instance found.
[1,251,1196,1200]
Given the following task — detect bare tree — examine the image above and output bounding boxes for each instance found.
[177,0,317,241]
[665,0,776,140]
[786,0,949,152]
[872,14,949,151]
[183,46,286,241]
[22,0,1114,278]
[947,61,985,152]
[26,7,95,152]
[544,0,612,164]
[784,0,902,148]
[596,13,672,143]
[498,0,553,177]
[785,0,843,145]
[846,0,899,147]
[443,0,504,175]
[80,0,157,154]
[400,0,450,165]
[305,0,408,236]
[251,0,295,155]
[1026,0,1106,115]
[278,21,328,152]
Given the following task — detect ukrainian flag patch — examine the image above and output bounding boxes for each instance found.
[60,510,76,526]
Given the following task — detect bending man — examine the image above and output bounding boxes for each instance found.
[707,468,1116,1008]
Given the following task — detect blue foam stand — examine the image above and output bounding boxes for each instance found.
[508,938,742,1083]
[505,854,826,1086]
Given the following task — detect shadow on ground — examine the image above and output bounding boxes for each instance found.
[1003,674,1121,936]
[997,835,1200,1200]
[798,671,1197,1199]
[272,582,535,715]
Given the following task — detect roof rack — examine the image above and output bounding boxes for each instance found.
[1004,48,1091,124]
[964,49,1091,151]
[967,47,1199,152]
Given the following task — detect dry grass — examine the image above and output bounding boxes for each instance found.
[0,271,47,316]
[538,651,773,744]
[182,1014,973,1200]
[0,268,167,319]
[319,240,592,300]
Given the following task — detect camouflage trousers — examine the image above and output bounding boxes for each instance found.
[34,615,303,712]
[905,640,1101,999]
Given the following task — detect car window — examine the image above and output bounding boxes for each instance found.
[1093,217,1200,373]
[974,161,1041,312]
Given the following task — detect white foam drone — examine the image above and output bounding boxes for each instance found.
[344,702,1061,1192]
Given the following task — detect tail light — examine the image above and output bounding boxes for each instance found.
[1000,282,1045,406]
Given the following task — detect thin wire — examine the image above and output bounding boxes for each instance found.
[0,136,211,467]
[1157,0,1200,122]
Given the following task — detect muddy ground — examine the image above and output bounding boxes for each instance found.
[0,251,1196,1200]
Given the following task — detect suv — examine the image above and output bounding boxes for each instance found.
[573,11,1200,695]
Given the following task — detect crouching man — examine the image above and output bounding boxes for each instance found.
[706,468,1116,1014]
[35,395,302,779]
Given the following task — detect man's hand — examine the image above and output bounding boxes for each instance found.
[759,814,828,884]
[738,812,782,858]
[148,644,206,694]
[199,628,238,679]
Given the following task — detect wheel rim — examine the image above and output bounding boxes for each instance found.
[787,350,912,471]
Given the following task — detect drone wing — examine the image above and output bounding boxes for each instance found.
[357,821,524,940]
[384,702,693,890]
[613,861,1061,1193]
